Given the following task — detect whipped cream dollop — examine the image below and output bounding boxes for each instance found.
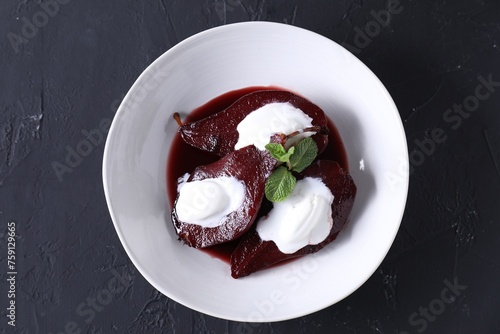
[234,102,314,151]
[256,177,334,254]
[176,176,245,228]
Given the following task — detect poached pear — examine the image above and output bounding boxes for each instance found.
[230,160,357,278]
[171,144,279,248]
[178,90,329,156]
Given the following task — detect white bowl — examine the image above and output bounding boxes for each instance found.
[103,22,408,322]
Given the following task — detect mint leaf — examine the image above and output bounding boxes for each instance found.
[265,143,295,163]
[265,166,296,202]
[289,137,318,173]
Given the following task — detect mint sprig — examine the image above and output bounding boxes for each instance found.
[264,137,318,202]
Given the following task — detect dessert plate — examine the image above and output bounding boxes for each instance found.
[103,22,409,322]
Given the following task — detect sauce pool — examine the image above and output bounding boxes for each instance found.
[166,86,349,263]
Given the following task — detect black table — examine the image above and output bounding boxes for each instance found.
[1,1,499,333]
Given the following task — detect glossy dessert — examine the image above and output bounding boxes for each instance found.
[230,160,356,278]
[178,90,329,156]
[167,88,356,278]
[172,141,278,248]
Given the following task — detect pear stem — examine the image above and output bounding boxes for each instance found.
[173,112,183,127]
[285,125,328,139]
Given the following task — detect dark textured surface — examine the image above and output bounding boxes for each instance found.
[1,0,500,333]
